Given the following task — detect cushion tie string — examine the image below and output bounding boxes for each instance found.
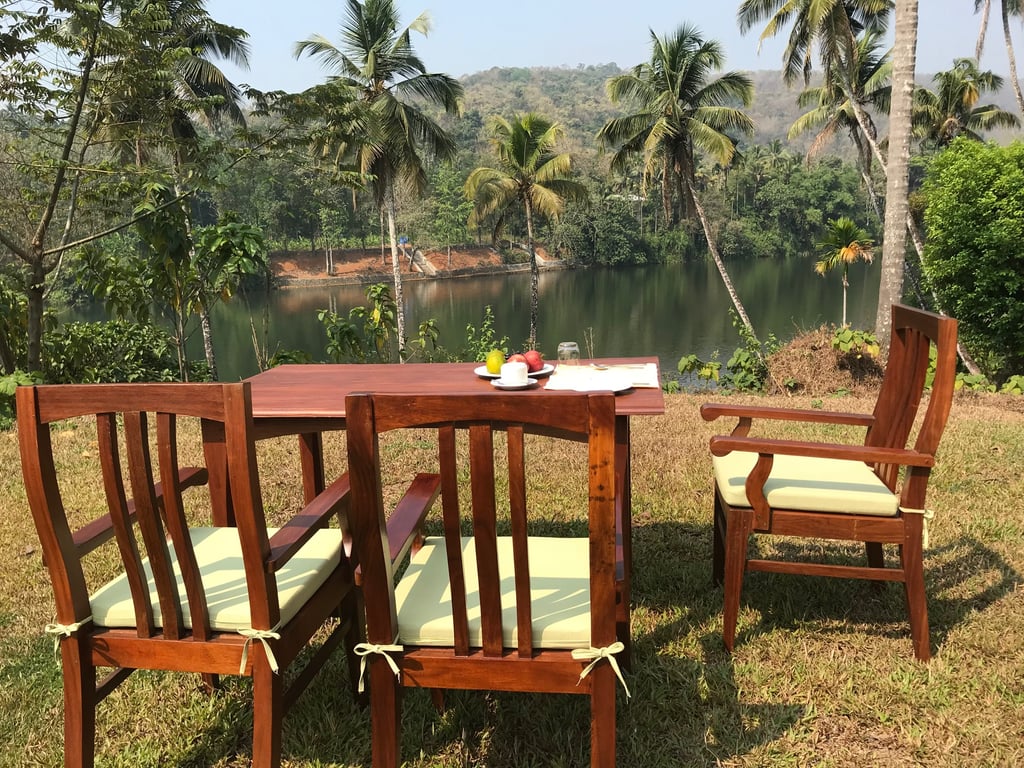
[353,641,403,693]
[900,507,935,549]
[238,626,281,675]
[571,641,631,698]
[44,617,92,663]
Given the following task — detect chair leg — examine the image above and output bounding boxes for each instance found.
[62,638,96,768]
[901,518,931,661]
[251,656,283,768]
[712,489,726,586]
[369,656,402,768]
[589,665,617,768]
[342,590,368,705]
[865,542,885,570]
[722,505,753,652]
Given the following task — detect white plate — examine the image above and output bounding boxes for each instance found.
[475,363,554,379]
[490,379,539,391]
[528,363,555,378]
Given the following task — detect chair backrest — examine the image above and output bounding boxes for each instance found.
[345,391,618,657]
[868,304,958,496]
[16,382,278,638]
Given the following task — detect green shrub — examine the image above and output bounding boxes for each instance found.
[43,321,179,383]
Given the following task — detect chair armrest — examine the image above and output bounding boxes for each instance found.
[709,435,935,467]
[388,473,441,567]
[73,466,209,556]
[267,472,351,572]
[701,402,875,435]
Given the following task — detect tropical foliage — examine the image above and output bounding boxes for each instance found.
[466,113,588,346]
[814,216,875,327]
[922,138,1024,383]
[295,0,463,353]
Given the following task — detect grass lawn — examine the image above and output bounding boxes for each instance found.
[1,391,1022,767]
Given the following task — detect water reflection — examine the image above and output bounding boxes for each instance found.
[71,259,879,382]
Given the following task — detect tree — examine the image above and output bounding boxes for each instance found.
[875,0,918,349]
[465,113,588,347]
[922,138,1024,382]
[598,25,754,225]
[295,0,463,355]
[912,58,1019,148]
[974,0,1024,117]
[429,164,473,266]
[814,216,874,327]
[597,25,756,333]
[789,29,891,221]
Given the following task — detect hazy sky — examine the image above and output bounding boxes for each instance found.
[204,0,1019,94]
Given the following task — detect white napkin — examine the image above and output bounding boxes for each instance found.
[544,363,658,392]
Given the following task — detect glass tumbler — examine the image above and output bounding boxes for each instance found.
[557,341,580,367]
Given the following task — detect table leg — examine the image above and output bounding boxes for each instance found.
[615,415,633,669]
[298,431,325,504]
[202,420,234,527]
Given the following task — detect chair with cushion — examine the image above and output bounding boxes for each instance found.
[700,304,958,660]
[18,382,361,767]
[345,391,625,768]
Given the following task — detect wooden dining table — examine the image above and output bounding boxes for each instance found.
[201,358,665,663]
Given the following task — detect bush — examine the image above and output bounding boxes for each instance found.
[43,321,180,383]
[922,139,1024,383]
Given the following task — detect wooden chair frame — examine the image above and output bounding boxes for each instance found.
[17,382,358,767]
[701,304,958,660]
[345,391,624,768]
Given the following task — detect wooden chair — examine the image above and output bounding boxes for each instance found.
[17,382,359,767]
[345,391,626,768]
[700,304,958,660]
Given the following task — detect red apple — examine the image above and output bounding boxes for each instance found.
[507,353,527,364]
[523,349,544,372]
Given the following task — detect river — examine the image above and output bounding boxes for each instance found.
[189,258,879,382]
[71,258,879,382]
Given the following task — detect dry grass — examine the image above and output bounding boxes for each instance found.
[1,390,1022,767]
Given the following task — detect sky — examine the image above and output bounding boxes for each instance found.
[203,0,1019,95]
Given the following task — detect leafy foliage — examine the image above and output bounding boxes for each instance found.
[0,370,38,430]
[922,139,1024,383]
[458,306,510,363]
[677,312,779,392]
[42,321,182,384]
[831,327,880,358]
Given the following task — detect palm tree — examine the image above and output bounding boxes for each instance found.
[972,0,1024,117]
[739,0,892,170]
[814,217,874,327]
[876,0,918,349]
[465,114,588,347]
[789,30,891,221]
[295,0,462,354]
[913,58,1019,148]
[597,25,756,333]
[738,0,890,82]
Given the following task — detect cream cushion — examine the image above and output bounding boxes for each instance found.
[395,536,591,648]
[712,451,899,517]
[89,526,343,631]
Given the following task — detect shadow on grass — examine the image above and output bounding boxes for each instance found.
[711,534,1022,657]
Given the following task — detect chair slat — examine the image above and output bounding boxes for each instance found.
[96,412,155,637]
[438,425,470,655]
[468,425,503,657]
[157,412,211,641]
[506,425,533,657]
[123,411,183,639]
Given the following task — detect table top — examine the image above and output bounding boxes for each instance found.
[245,359,666,420]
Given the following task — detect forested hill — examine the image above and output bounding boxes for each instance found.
[446,65,1017,158]
[448,65,830,155]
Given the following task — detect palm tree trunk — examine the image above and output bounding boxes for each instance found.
[524,197,539,348]
[876,0,919,350]
[385,185,406,356]
[977,0,992,60]
[1002,0,1024,117]
[685,179,756,338]
[199,306,218,381]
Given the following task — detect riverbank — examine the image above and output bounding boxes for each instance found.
[272,245,565,288]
